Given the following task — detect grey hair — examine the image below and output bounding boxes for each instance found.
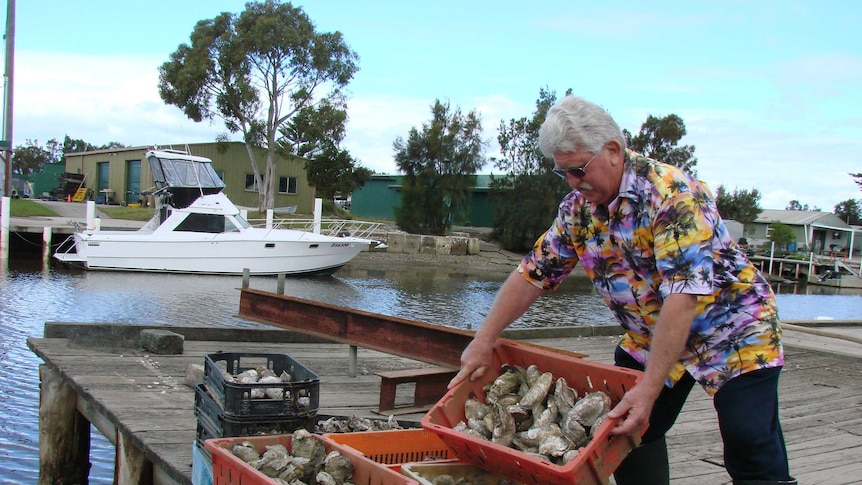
[538,95,626,158]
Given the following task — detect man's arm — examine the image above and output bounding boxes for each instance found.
[448,270,544,388]
[607,292,697,437]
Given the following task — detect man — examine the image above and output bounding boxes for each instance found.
[449,96,795,485]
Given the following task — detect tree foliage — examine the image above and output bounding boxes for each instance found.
[13,136,128,176]
[714,185,762,228]
[158,0,360,210]
[624,114,698,176]
[851,172,862,191]
[767,221,795,251]
[834,199,862,225]
[11,139,62,176]
[305,145,371,200]
[392,99,486,235]
[490,87,571,251]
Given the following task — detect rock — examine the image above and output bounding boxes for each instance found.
[140,329,184,355]
[184,363,204,388]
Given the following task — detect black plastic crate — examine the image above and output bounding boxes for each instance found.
[204,351,320,417]
[195,384,315,441]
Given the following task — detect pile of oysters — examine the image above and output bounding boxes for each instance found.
[226,365,313,408]
[230,429,354,485]
[452,363,612,465]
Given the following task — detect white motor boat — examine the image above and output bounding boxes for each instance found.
[54,149,378,275]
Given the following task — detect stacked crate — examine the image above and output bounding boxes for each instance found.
[195,352,320,453]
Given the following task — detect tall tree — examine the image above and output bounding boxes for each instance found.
[715,185,762,228]
[11,139,63,175]
[279,99,369,200]
[158,0,359,210]
[785,200,809,211]
[851,172,862,190]
[624,114,698,176]
[392,99,486,235]
[834,199,862,225]
[62,135,127,154]
[305,144,371,201]
[491,87,572,251]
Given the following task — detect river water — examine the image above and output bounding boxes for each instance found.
[1,252,860,483]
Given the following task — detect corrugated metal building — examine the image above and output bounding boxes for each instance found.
[62,142,314,211]
[350,174,500,228]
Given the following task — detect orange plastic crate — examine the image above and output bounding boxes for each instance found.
[321,429,456,472]
[205,433,418,485]
[421,339,644,485]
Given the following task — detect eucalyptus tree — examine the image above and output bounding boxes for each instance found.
[158,0,359,210]
[392,100,486,235]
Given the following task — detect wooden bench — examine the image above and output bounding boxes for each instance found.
[374,366,458,415]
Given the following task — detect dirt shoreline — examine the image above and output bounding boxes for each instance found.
[341,248,524,276]
[343,248,591,279]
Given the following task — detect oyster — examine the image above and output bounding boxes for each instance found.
[258,375,284,400]
[324,450,354,483]
[492,404,516,447]
[257,444,292,477]
[525,364,542,387]
[464,397,492,420]
[538,433,573,458]
[560,411,589,448]
[232,441,260,463]
[519,371,553,408]
[569,391,611,427]
[291,429,325,466]
[487,368,521,401]
[554,377,577,415]
[467,417,492,439]
[316,471,337,485]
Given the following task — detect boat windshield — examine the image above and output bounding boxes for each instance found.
[149,155,225,189]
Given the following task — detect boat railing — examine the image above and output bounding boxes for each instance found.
[247,218,383,240]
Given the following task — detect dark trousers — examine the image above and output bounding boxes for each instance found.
[613,346,792,484]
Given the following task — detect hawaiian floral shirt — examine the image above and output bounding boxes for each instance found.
[519,150,784,395]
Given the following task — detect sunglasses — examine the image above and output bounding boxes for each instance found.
[552,149,602,179]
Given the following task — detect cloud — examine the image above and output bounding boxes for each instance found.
[15,50,225,147]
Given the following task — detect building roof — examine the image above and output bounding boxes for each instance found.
[755,210,851,230]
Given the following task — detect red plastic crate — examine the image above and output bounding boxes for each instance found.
[205,433,419,485]
[421,339,644,485]
[320,429,456,472]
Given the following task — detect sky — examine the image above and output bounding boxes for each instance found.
[7,0,862,212]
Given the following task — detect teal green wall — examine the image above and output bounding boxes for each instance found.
[350,174,500,228]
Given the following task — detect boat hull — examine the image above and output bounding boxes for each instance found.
[55,232,370,275]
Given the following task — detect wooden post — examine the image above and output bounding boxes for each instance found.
[277,273,285,294]
[42,226,52,264]
[348,345,358,378]
[115,432,153,484]
[38,365,90,485]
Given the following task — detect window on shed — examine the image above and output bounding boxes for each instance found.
[278,176,297,194]
[245,174,259,191]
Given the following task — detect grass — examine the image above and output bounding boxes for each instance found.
[98,206,156,221]
[7,199,58,217]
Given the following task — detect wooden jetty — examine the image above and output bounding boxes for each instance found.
[27,290,862,485]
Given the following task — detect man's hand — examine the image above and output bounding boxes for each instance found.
[607,383,657,438]
[448,338,494,389]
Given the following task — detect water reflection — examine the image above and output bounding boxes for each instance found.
[2,255,861,483]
